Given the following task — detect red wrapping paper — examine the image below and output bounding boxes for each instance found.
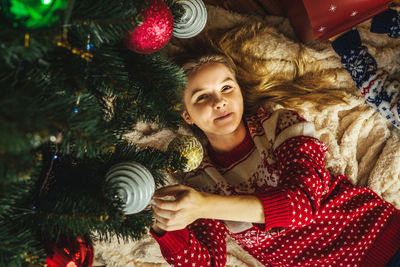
[281,0,393,42]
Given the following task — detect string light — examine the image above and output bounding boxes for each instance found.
[86,43,94,51]
[50,135,57,142]
[38,210,109,221]
[57,40,93,62]
[66,261,77,267]
[171,103,182,111]
[74,93,81,114]
[23,252,43,266]
[42,0,52,5]
[24,33,30,47]
[86,34,94,51]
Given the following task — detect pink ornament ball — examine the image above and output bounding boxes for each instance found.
[125,0,174,54]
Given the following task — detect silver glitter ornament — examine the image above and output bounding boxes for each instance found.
[173,0,207,38]
[105,161,155,214]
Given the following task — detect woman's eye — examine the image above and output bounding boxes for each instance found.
[196,95,207,102]
[222,85,232,92]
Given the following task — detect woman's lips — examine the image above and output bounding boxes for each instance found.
[215,112,233,120]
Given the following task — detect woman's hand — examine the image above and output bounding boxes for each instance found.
[151,184,207,232]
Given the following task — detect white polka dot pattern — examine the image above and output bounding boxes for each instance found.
[151,109,400,266]
[274,136,330,228]
[151,219,228,266]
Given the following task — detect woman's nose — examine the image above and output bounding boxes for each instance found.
[212,94,226,109]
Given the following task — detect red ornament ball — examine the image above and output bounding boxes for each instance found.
[45,236,94,267]
[125,0,174,54]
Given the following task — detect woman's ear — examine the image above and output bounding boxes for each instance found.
[181,110,194,125]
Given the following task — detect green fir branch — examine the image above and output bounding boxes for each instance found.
[0,0,189,263]
[0,179,46,267]
[124,52,186,128]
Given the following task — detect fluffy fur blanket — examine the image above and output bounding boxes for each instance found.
[94,5,400,266]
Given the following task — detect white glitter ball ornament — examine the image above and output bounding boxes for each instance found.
[105,161,155,215]
[173,0,207,38]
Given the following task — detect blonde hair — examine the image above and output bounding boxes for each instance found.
[181,55,237,77]
[169,21,348,115]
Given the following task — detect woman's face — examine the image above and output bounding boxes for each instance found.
[181,62,244,138]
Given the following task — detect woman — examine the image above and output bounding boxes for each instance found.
[149,10,400,266]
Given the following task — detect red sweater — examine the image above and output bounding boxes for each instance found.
[151,107,400,266]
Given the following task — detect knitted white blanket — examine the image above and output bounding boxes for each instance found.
[94,5,400,267]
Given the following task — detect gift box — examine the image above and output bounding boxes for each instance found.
[280,0,394,42]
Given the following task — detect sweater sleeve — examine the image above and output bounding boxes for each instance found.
[331,29,400,129]
[253,110,330,232]
[150,218,228,266]
[370,8,400,38]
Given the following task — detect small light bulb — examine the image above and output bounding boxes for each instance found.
[66,261,77,267]
[42,0,52,5]
[53,155,58,160]
[74,108,78,113]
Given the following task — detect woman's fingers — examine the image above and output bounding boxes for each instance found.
[153,198,180,211]
[153,212,168,224]
[153,205,177,219]
[151,184,204,231]
[153,207,184,231]
[153,184,187,198]
[153,210,179,226]
[153,191,188,211]
[153,201,188,229]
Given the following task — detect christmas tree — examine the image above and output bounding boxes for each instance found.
[0,0,188,265]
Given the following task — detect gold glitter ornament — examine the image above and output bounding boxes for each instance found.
[167,135,203,172]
